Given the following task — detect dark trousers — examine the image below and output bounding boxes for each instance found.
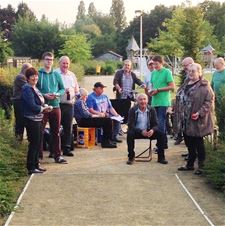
[184,134,205,168]
[155,106,168,148]
[13,99,24,136]
[78,117,112,141]
[127,130,165,160]
[60,103,74,152]
[40,108,61,159]
[24,118,42,171]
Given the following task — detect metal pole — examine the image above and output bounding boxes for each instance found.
[140,13,143,80]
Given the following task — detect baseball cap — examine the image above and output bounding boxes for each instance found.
[148,60,154,65]
[94,82,107,88]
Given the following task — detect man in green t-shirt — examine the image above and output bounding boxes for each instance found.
[211,57,225,100]
[149,55,175,164]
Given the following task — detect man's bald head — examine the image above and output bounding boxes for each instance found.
[182,57,194,72]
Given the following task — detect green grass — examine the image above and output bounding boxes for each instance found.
[0,110,27,221]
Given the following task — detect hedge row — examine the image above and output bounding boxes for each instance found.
[0,111,27,218]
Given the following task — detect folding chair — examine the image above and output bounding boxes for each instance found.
[135,139,152,162]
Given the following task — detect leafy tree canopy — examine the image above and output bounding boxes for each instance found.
[11,17,63,58]
[59,33,92,63]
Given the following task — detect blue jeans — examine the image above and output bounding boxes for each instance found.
[155,106,168,148]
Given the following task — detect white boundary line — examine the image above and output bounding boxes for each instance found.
[175,173,215,226]
[4,174,34,226]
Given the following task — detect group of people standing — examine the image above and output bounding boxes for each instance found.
[12,51,222,175]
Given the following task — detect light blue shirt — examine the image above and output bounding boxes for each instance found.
[136,108,149,130]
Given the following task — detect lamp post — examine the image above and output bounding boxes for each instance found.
[135,10,143,80]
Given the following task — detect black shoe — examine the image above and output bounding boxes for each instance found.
[178,166,194,171]
[126,159,134,165]
[28,169,43,175]
[63,152,74,157]
[101,142,117,148]
[158,159,168,164]
[111,138,123,143]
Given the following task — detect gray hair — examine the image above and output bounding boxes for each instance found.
[79,88,89,97]
[59,56,70,64]
[20,63,32,75]
[214,57,225,66]
[189,63,203,76]
[136,93,148,102]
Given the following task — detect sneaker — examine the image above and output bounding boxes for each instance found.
[153,147,158,154]
[174,138,183,145]
[194,169,203,175]
[126,159,134,165]
[37,167,47,172]
[55,157,68,164]
[28,169,43,175]
[178,165,194,171]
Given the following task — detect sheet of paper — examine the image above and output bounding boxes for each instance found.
[110,115,124,122]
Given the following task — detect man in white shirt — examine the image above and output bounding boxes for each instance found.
[56,56,79,156]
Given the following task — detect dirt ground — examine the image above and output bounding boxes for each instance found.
[5,138,225,226]
[4,76,225,226]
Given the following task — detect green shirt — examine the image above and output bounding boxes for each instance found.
[37,68,65,108]
[211,69,225,98]
[151,67,174,107]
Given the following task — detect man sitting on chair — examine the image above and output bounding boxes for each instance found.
[126,93,168,165]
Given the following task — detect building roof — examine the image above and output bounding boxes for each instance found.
[107,51,123,58]
[201,44,215,52]
[126,36,140,52]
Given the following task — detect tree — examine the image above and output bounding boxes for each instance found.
[199,1,225,41]
[115,5,173,58]
[12,17,63,58]
[88,2,97,18]
[0,33,13,63]
[148,6,217,61]
[76,0,86,20]
[110,0,127,33]
[16,2,36,21]
[0,4,16,40]
[59,34,92,63]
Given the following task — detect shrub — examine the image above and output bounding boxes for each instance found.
[204,143,225,194]
[101,61,123,75]
[83,60,106,75]
[69,62,84,81]
[0,110,27,217]
[0,67,19,119]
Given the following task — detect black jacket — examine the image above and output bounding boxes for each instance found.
[127,104,158,133]
[113,69,144,99]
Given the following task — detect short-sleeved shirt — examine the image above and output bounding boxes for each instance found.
[86,92,112,113]
[211,69,225,98]
[151,67,174,107]
[144,71,153,90]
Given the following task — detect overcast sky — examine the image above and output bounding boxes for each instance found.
[1,0,225,25]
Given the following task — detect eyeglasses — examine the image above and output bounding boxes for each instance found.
[189,70,198,73]
[45,58,53,61]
